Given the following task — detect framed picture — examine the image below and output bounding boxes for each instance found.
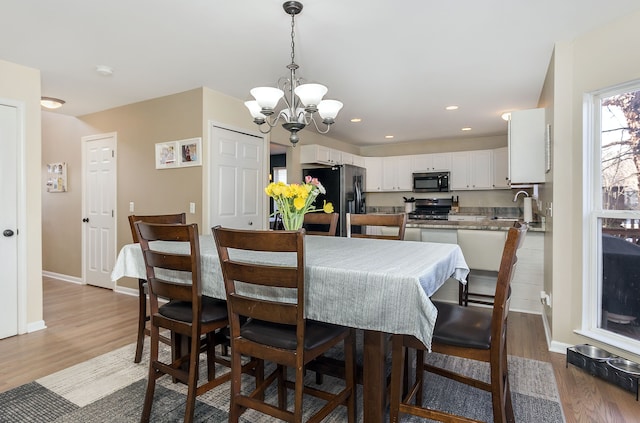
[155,141,179,169]
[178,137,202,167]
[46,162,67,192]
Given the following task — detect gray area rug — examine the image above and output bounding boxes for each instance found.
[0,341,565,422]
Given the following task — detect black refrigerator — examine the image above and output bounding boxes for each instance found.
[302,165,366,237]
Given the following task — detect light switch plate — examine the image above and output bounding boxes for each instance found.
[129,202,134,212]
[189,202,195,214]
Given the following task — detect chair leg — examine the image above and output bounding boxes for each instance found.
[294,364,304,423]
[458,280,468,306]
[134,279,147,363]
[345,329,357,423]
[140,326,160,422]
[389,335,405,423]
[277,365,287,410]
[415,348,424,405]
[228,344,243,423]
[182,334,201,423]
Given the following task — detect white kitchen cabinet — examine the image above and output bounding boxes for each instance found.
[509,108,546,184]
[329,148,342,165]
[412,153,452,172]
[492,147,510,189]
[352,155,366,168]
[451,150,492,190]
[299,144,333,165]
[364,156,383,191]
[341,152,353,165]
[382,156,412,191]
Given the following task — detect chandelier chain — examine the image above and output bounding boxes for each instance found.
[290,12,296,66]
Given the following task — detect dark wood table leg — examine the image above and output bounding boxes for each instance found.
[363,330,386,423]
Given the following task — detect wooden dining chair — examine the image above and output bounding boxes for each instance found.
[346,213,407,240]
[128,213,185,363]
[389,222,528,423]
[303,212,339,236]
[457,229,507,306]
[136,222,232,423]
[212,226,357,423]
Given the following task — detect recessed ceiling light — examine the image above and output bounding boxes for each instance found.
[385,135,394,139]
[350,118,362,123]
[40,97,65,109]
[461,127,472,131]
[445,105,459,110]
[96,65,114,76]
[501,112,511,121]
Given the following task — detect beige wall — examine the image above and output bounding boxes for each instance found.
[0,59,43,327]
[359,134,507,157]
[550,10,640,361]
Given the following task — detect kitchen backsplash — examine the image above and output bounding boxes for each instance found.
[365,206,525,219]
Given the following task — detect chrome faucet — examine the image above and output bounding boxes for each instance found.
[513,190,529,202]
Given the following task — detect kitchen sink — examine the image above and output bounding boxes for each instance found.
[492,217,519,221]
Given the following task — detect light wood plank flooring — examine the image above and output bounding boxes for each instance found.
[1,277,638,422]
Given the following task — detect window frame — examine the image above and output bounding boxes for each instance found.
[581,80,640,355]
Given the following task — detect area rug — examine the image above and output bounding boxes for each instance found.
[0,341,565,422]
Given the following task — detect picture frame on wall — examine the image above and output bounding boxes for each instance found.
[178,137,202,167]
[155,141,179,169]
[46,162,67,192]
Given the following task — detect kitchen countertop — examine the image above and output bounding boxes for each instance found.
[406,218,546,232]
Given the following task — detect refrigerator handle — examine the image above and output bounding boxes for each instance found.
[354,177,362,213]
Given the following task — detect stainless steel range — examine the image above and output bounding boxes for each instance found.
[407,198,453,220]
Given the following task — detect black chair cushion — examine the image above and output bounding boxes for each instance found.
[159,296,228,324]
[240,319,348,351]
[432,301,492,349]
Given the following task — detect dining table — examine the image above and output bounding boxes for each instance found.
[112,233,469,423]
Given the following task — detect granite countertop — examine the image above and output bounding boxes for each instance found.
[406,218,546,232]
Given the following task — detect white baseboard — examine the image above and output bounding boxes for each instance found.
[114,285,138,297]
[42,271,83,285]
[540,308,570,355]
[27,320,47,333]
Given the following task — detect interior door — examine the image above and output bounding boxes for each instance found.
[0,103,19,339]
[209,125,266,229]
[82,133,116,289]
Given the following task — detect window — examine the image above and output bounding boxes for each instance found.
[584,81,640,354]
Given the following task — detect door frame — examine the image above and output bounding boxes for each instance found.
[81,132,117,288]
[204,121,268,230]
[0,98,27,334]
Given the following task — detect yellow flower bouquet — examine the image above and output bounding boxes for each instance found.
[265,176,334,230]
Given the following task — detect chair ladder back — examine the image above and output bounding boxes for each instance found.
[303,212,339,236]
[135,222,202,303]
[213,226,305,325]
[490,223,527,341]
[128,213,186,243]
[346,213,407,240]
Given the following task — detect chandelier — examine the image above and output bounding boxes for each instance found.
[244,1,343,146]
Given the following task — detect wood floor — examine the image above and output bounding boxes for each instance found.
[1,277,638,422]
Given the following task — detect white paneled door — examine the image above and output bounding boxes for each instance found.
[82,133,116,289]
[209,125,266,230]
[0,103,19,339]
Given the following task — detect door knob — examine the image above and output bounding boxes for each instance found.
[248,221,253,226]
[82,218,89,222]
[3,229,14,237]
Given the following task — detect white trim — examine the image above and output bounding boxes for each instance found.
[114,285,139,297]
[42,271,84,285]
[549,340,572,355]
[27,320,46,333]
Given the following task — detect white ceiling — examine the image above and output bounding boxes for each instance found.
[2,0,640,147]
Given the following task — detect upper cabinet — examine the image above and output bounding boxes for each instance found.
[412,153,452,172]
[451,150,493,191]
[364,157,383,191]
[492,147,510,189]
[382,156,413,191]
[509,108,546,184]
[299,144,365,167]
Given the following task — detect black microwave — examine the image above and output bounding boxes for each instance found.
[412,172,450,192]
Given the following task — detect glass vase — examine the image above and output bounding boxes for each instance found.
[282,213,304,230]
